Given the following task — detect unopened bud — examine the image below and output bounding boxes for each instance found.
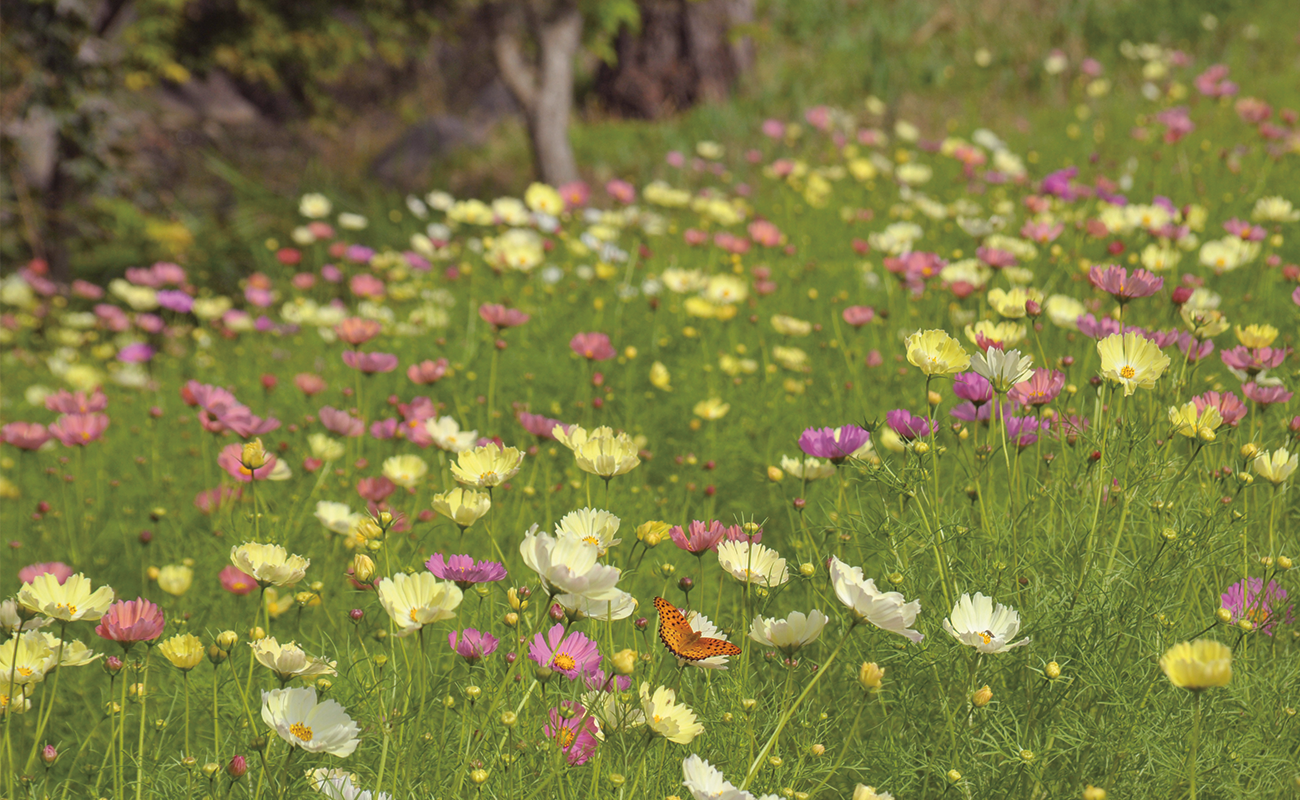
[469,768,488,785]
[809,744,825,757]
[767,465,784,482]
[41,744,57,765]
[858,661,885,691]
[248,626,266,641]
[216,630,238,650]
[913,441,930,455]
[504,612,519,627]
[1083,786,1107,800]
[227,755,247,779]
[1216,607,1233,624]
[202,762,220,779]
[972,685,993,707]
[1045,661,1061,680]
[351,553,376,583]
[947,769,963,784]
[1277,555,1293,570]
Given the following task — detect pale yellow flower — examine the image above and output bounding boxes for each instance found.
[431,487,492,529]
[1160,639,1231,690]
[231,543,310,588]
[18,573,114,623]
[157,564,193,597]
[556,425,641,480]
[250,637,338,682]
[382,455,429,489]
[964,319,1027,348]
[986,287,1042,318]
[1253,448,1298,486]
[693,398,730,420]
[770,314,812,336]
[159,634,205,672]
[524,183,564,215]
[1180,307,1229,339]
[1234,324,1278,348]
[650,362,673,391]
[639,683,703,744]
[450,443,524,488]
[1096,333,1170,395]
[905,329,971,377]
[376,572,464,637]
[1168,403,1221,438]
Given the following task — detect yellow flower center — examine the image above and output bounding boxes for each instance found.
[552,652,576,672]
[653,714,663,724]
[1119,365,1136,379]
[556,727,577,748]
[479,471,498,485]
[978,631,994,645]
[582,535,600,546]
[56,602,77,617]
[17,667,33,677]
[289,722,313,742]
[408,608,422,622]
[1244,607,1270,624]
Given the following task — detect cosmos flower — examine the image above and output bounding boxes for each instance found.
[749,609,829,656]
[641,683,703,744]
[673,611,735,671]
[952,373,993,407]
[970,348,1034,393]
[669,520,727,554]
[544,701,600,765]
[479,304,530,329]
[231,543,310,588]
[407,359,449,385]
[431,488,492,529]
[681,754,744,800]
[1096,333,1171,395]
[425,554,507,588]
[95,599,165,650]
[798,425,870,461]
[519,527,624,600]
[18,573,114,623]
[1,422,52,451]
[375,572,463,638]
[219,566,257,596]
[529,623,601,679]
[885,409,932,440]
[1088,265,1163,301]
[554,425,641,480]
[905,329,971,376]
[1159,640,1231,691]
[261,687,359,756]
[381,455,428,488]
[1191,391,1247,427]
[570,332,616,361]
[716,541,789,588]
[250,637,338,682]
[17,562,74,585]
[779,455,837,481]
[555,507,622,553]
[448,629,499,663]
[827,556,923,642]
[450,442,525,488]
[158,633,204,672]
[342,351,399,374]
[1220,578,1292,636]
[1008,369,1065,406]
[517,411,572,440]
[942,593,1030,653]
[48,414,110,447]
[1253,448,1297,485]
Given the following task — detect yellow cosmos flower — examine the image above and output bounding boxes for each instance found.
[431,487,492,529]
[1096,333,1170,396]
[773,346,809,372]
[555,425,641,480]
[159,634,205,672]
[1168,403,1222,439]
[1253,448,1298,486]
[18,573,114,623]
[524,183,563,215]
[157,564,193,597]
[1160,639,1231,691]
[986,287,1043,319]
[771,315,812,336]
[693,398,730,420]
[639,683,703,744]
[905,329,971,377]
[1234,324,1278,348]
[702,275,748,305]
[381,455,429,489]
[649,362,673,391]
[450,443,524,488]
[964,319,1027,348]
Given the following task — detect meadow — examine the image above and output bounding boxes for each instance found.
[2,35,1299,800]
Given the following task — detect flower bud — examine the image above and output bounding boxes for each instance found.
[241,439,268,470]
[608,774,626,788]
[972,685,993,707]
[741,698,757,713]
[767,465,784,482]
[612,648,637,675]
[182,756,197,769]
[351,554,376,583]
[501,711,517,727]
[465,685,481,701]
[104,655,124,676]
[207,645,228,665]
[227,755,247,779]
[41,744,57,765]
[548,603,565,622]
[216,630,238,650]
[1083,786,1107,800]
[1045,661,1061,680]
[799,562,815,578]
[636,520,669,547]
[659,563,675,577]
[248,626,266,641]
[201,762,220,779]
[947,769,962,784]
[634,617,648,631]
[469,769,488,785]
[859,662,885,691]
[809,744,825,757]
[1216,607,1233,624]
[504,612,519,628]
[349,608,364,622]
[317,679,332,692]
[913,441,931,455]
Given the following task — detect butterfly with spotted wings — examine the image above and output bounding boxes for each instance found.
[653,597,742,661]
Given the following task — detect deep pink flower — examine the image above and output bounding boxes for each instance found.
[951,401,1014,425]
[18,562,74,585]
[49,414,110,447]
[569,332,615,361]
[426,554,508,588]
[370,418,399,440]
[1005,415,1049,448]
[217,443,277,482]
[798,425,869,460]
[219,565,257,595]
[583,669,631,693]
[528,624,600,679]
[1192,391,1248,427]
[96,598,165,650]
[1088,265,1164,301]
[1221,578,1292,636]
[1242,383,1294,406]
[479,304,531,329]
[669,520,727,554]
[407,359,449,385]
[2,422,52,451]
[1223,218,1267,242]
[1220,346,1289,375]
[212,406,280,438]
[544,701,600,765]
[952,372,994,407]
[343,350,399,374]
[357,476,396,503]
[1177,333,1216,362]
[117,343,154,363]
[448,628,500,663]
[885,410,932,441]
[319,407,364,437]
[335,318,382,346]
[977,246,1017,268]
[1008,369,1065,406]
[761,119,786,139]
[841,306,875,327]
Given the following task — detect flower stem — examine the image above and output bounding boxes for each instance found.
[1187,691,1202,800]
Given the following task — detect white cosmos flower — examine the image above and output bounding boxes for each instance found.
[682,754,748,800]
[715,541,789,588]
[313,769,393,800]
[942,592,1030,653]
[677,612,733,670]
[641,683,703,744]
[555,507,622,554]
[315,502,362,536]
[827,556,923,643]
[970,347,1034,393]
[261,687,359,756]
[425,416,478,453]
[556,590,637,622]
[779,455,836,481]
[519,526,624,600]
[854,785,895,800]
[1,599,50,634]
[375,572,463,637]
[381,455,428,488]
[748,609,829,656]
[250,637,338,682]
[230,543,310,588]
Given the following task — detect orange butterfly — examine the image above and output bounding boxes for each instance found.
[653,597,742,661]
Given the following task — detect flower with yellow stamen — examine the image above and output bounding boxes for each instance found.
[1159,639,1231,691]
[431,487,492,529]
[241,439,269,471]
[375,572,464,638]
[986,287,1043,319]
[905,329,971,377]
[18,573,114,623]
[250,637,338,682]
[964,319,1027,348]
[159,633,205,672]
[1096,333,1170,396]
[260,687,359,756]
[639,683,703,744]
[230,543,310,588]
[381,455,428,489]
[1253,448,1298,486]
[450,442,524,489]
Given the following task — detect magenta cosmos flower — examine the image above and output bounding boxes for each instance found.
[49,413,110,447]
[798,425,870,461]
[517,411,573,440]
[448,629,499,664]
[569,332,616,361]
[952,372,993,407]
[425,554,507,589]
[584,668,632,693]
[528,623,600,679]
[544,701,600,765]
[1220,346,1289,375]
[1242,382,1294,406]
[1088,265,1164,301]
[96,598,165,651]
[219,565,257,595]
[18,562,75,585]
[319,407,365,438]
[885,410,932,441]
[407,358,449,385]
[342,350,399,374]
[1192,391,1248,427]
[1221,578,1292,636]
[1008,369,1065,406]
[670,520,727,554]
[479,303,531,329]
[2,422,52,451]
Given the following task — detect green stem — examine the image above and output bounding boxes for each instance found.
[135,650,150,800]
[1187,691,1201,800]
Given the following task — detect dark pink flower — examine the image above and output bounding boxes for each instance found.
[479,304,531,329]
[569,332,615,361]
[448,628,499,663]
[1008,369,1066,406]
[18,562,74,585]
[319,407,364,437]
[1220,346,1289,375]
[1221,578,1291,636]
[1223,218,1267,242]
[798,425,869,460]
[1088,265,1164,301]
[219,565,257,595]
[1242,383,1293,406]
[49,414,110,447]
[885,409,932,441]
[669,520,727,554]
[841,306,875,327]
[528,624,600,679]
[1005,415,1049,448]
[544,701,600,765]
[343,351,399,374]
[96,598,165,650]
[407,359,449,385]
[2,422,52,451]
[357,476,396,503]
[370,418,399,440]
[952,373,993,407]
[426,554,507,588]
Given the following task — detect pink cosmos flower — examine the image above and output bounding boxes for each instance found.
[1192,391,1248,427]
[319,407,365,437]
[885,409,932,440]
[1242,383,1294,406]
[370,418,399,440]
[219,565,257,595]
[194,485,240,515]
[747,220,782,248]
[96,598,165,650]
[217,443,277,482]
[2,422,52,451]
[584,669,631,693]
[349,274,385,300]
[1008,369,1066,406]
[1221,578,1292,636]
[479,304,531,329]
[559,181,590,208]
[18,562,74,585]
[798,425,869,460]
[669,520,727,554]
[761,119,786,139]
[1235,98,1271,125]
[569,332,616,361]
[335,318,382,346]
[952,373,994,407]
[1223,218,1266,242]
[49,414,110,447]
[448,629,499,663]
[544,701,600,766]
[426,554,508,588]
[1020,220,1064,243]
[211,406,281,438]
[1005,415,1049,448]
[343,351,399,374]
[408,359,449,385]
[605,179,636,204]
[528,624,600,679]
[1220,346,1289,375]
[72,280,104,300]
[517,411,572,440]
[45,389,108,414]
[1154,106,1194,144]
[683,229,708,246]
[1177,333,1216,362]
[294,374,327,396]
[977,246,1017,268]
[841,306,875,327]
[357,476,396,503]
[1088,265,1164,301]
[951,401,1014,425]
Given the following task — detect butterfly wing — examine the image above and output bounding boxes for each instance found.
[654,596,741,661]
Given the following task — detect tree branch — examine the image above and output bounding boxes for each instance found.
[489,5,538,114]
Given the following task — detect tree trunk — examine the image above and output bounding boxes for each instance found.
[490,0,581,186]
